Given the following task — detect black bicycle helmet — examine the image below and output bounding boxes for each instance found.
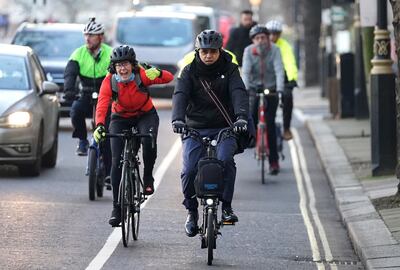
[110,45,136,64]
[195,30,223,50]
[249,24,269,39]
[83,17,105,35]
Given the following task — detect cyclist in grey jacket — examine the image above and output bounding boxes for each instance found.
[242,24,284,175]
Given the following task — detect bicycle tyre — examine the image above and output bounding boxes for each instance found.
[88,148,97,201]
[96,156,106,198]
[132,165,142,241]
[260,126,266,185]
[120,162,132,247]
[207,209,214,265]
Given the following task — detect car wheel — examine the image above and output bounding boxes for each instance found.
[19,125,43,177]
[42,119,59,168]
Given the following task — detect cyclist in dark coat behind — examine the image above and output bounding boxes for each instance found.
[172,30,249,237]
[225,10,257,67]
[63,18,112,156]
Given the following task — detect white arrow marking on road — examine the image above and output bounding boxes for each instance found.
[85,138,182,270]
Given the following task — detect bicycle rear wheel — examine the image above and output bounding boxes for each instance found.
[88,148,97,201]
[207,209,214,265]
[132,165,142,241]
[120,162,132,247]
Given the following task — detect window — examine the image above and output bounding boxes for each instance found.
[0,55,30,90]
[13,30,84,58]
[117,17,193,47]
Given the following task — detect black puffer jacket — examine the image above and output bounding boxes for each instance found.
[226,23,257,66]
[172,50,248,129]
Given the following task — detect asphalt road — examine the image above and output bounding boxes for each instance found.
[0,108,364,270]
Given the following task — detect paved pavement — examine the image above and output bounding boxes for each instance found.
[300,87,400,269]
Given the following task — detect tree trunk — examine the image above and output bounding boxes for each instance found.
[389,0,400,190]
[302,0,322,86]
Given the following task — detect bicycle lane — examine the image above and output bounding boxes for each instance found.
[88,110,361,269]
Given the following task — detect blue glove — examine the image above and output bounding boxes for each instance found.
[233,117,248,134]
[93,124,106,143]
[172,120,187,134]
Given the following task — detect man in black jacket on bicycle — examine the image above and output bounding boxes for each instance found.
[171,30,249,237]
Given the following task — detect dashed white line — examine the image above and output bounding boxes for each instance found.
[85,138,182,270]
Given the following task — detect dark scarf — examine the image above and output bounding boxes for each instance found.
[193,51,228,79]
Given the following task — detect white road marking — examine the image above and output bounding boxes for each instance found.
[85,138,182,270]
[293,108,324,123]
[289,138,325,270]
[292,129,337,270]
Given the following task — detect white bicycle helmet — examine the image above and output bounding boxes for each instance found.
[265,20,283,33]
[83,17,105,35]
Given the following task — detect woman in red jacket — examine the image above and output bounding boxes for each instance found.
[94,45,173,226]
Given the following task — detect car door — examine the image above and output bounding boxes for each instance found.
[30,53,58,152]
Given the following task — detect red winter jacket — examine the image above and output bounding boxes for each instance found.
[96,67,173,125]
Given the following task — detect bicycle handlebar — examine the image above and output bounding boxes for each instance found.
[186,127,234,146]
[106,128,156,149]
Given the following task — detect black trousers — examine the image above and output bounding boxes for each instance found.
[249,91,279,164]
[282,86,294,130]
[109,109,159,205]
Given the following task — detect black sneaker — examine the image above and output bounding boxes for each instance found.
[109,206,121,227]
[104,176,112,190]
[76,139,89,156]
[185,210,198,237]
[222,207,238,223]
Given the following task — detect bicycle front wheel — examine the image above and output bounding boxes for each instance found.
[88,148,97,201]
[257,126,266,185]
[120,161,132,247]
[132,165,142,241]
[207,209,215,265]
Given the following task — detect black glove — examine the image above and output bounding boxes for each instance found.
[63,91,76,102]
[172,120,187,134]
[287,80,298,89]
[233,116,248,134]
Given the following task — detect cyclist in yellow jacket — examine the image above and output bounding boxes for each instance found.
[266,20,298,141]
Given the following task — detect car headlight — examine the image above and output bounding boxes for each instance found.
[0,111,32,128]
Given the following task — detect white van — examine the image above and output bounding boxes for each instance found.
[112,11,201,98]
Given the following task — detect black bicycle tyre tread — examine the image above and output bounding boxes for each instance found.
[207,210,214,265]
[88,148,97,201]
[132,165,141,241]
[120,162,131,247]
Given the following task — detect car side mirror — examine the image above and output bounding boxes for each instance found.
[41,81,59,95]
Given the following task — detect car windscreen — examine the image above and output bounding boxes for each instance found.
[0,55,29,90]
[13,30,84,58]
[117,17,193,47]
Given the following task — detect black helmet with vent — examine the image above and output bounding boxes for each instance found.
[110,45,136,64]
[195,30,223,50]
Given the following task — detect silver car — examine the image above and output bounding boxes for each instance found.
[0,44,60,176]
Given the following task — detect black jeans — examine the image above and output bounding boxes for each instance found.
[282,86,294,130]
[249,91,279,164]
[109,109,159,206]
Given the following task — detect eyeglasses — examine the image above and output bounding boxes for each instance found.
[115,62,131,69]
[199,49,219,55]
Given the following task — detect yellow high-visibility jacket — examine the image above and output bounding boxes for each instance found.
[276,38,298,82]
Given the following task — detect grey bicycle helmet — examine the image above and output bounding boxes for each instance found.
[249,24,269,39]
[195,30,223,50]
[110,45,136,64]
[265,20,283,33]
[83,17,105,35]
